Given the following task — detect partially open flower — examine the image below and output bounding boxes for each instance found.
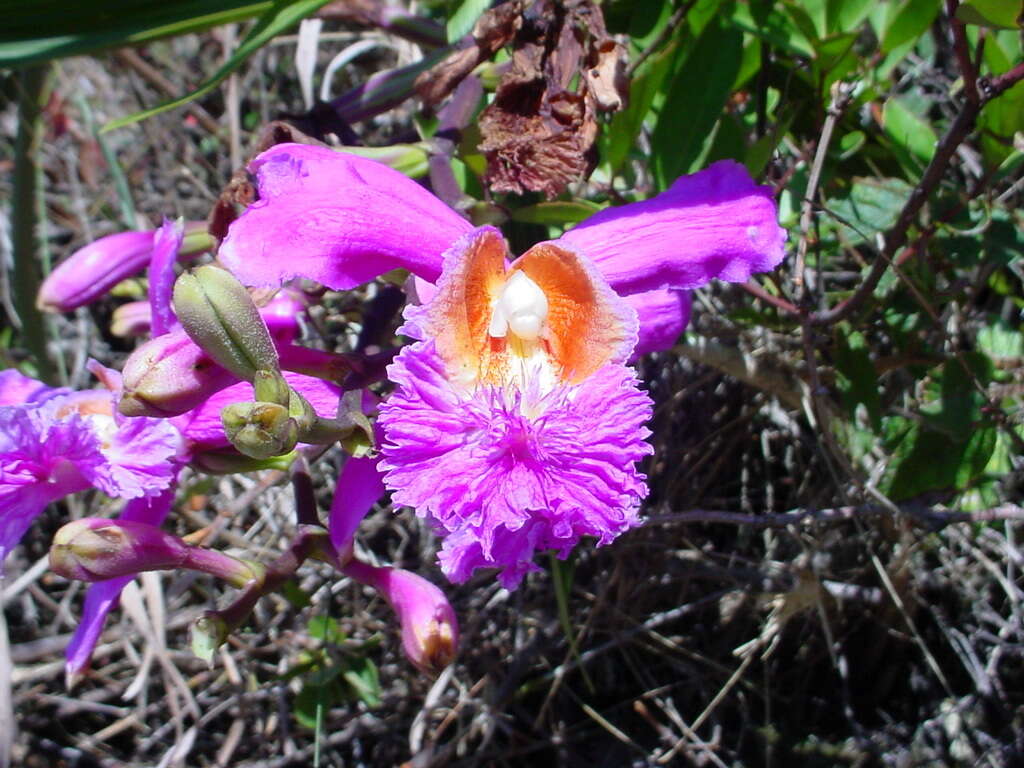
[344,559,458,674]
[38,222,212,313]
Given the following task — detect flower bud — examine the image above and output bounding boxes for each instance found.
[50,518,264,586]
[221,401,299,459]
[110,301,152,338]
[119,329,235,417]
[50,518,189,581]
[173,265,279,383]
[344,560,458,675]
[38,223,212,313]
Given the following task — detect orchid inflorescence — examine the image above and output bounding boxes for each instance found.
[2,140,784,684]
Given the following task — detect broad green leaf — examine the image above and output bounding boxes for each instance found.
[838,130,865,159]
[783,2,822,43]
[977,319,1024,360]
[602,35,684,174]
[733,2,815,57]
[814,32,857,76]
[881,0,941,52]
[882,98,938,163]
[978,80,1024,165]
[651,20,742,187]
[882,417,997,501]
[956,0,1023,29]
[826,0,874,33]
[827,177,914,245]
[446,0,489,43]
[103,0,331,131]
[0,0,274,68]
[919,355,991,440]
[511,200,605,226]
[337,144,430,178]
[308,615,346,644]
[834,327,882,429]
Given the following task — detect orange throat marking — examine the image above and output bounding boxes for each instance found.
[421,230,634,393]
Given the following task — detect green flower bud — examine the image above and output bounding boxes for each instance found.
[221,401,299,459]
[172,265,279,383]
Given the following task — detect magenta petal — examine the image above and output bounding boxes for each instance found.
[626,290,691,359]
[38,230,155,312]
[219,144,474,289]
[149,218,185,336]
[64,486,176,685]
[329,455,385,553]
[557,160,787,295]
[379,341,652,588]
[0,369,68,406]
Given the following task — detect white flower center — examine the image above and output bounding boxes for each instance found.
[488,271,548,342]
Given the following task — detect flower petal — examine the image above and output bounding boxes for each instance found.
[515,242,638,381]
[328,456,385,554]
[556,160,786,295]
[149,218,185,336]
[379,341,652,588]
[219,144,473,289]
[626,289,691,359]
[0,369,68,406]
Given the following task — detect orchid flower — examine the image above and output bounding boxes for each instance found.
[0,367,181,565]
[211,144,786,586]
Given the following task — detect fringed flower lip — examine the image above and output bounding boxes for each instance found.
[377,227,655,587]
[216,143,788,586]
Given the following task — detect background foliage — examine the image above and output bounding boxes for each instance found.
[1,0,1023,765]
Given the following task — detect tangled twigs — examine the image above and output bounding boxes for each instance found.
[648,504,1024,529]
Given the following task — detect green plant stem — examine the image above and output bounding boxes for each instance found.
[12,63,55,382]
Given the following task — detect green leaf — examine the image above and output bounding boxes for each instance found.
[977,318,1024,359]
[337,144,430,178]
[295,680,341,729]
[0,0,276,67]
[956,0,1023,29]
[103,0,331,131]
[602,35,684,174]
[834,327,882,429]
[342,657,381,708]
[826,177,914,245]
[978,80,1024,165]
[511,200,605,226]
[882,98,938,163]
[446,0,490,43]
[732,2,815,57]
[651,19,743,186]
[308,615,346,644]
[826,0,874,33]
[881,0,941,52]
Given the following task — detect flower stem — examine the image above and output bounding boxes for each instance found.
[12,64,55,382]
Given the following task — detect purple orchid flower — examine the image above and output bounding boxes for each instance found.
[0,368,181,564]
[217,144,786,587]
